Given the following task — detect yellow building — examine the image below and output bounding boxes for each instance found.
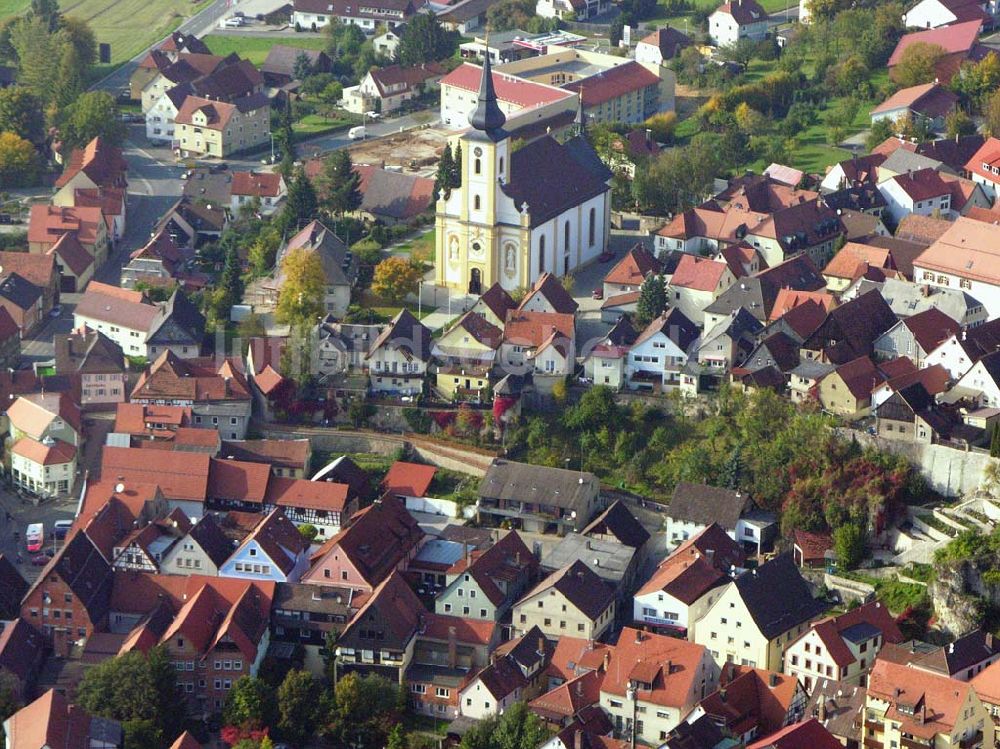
[434,55,611,296]
[817,356,881,419]
[175,93,270,158]
[865,658,993,749]
[432,309,501,401]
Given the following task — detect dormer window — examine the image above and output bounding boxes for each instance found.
[249,548,257,557]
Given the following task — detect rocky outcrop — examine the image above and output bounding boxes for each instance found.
[930,559,997,636]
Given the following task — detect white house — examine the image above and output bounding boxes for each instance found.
[954,350,1000,408]
[626,308,700,391]
[924,320,1000,379]
[535,0,609,20]
[230,172,286,216]
[903,0,989,29]
[965,137,1000,200]
[10,437,77,497]
[708,0,769,47]
[668,255,737,326]
[783,601,903,691]
[634,27,693,66]
[877,167,953,224]
[913,217,1000,318]
[366,309,431,395]
[664,482,774,552]
[145,87,188,143]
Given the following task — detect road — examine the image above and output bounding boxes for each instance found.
[0,488,76,584]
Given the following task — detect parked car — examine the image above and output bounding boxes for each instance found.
[25,523,43,553]
[50,305,62,318]
[53,519,72,540]
[31,554,49,566]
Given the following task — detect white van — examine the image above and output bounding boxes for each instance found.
[348,126,366,140]
[25,523,43,552]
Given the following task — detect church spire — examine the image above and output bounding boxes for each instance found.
[574,86,586,136]
[469,30,506,139]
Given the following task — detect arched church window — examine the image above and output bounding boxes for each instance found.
[474,158,481,175]
[589,207,596,246]
[539,236,546,274]
[499,156,504,175]
[564,221,570,253]
[474,195,481,210]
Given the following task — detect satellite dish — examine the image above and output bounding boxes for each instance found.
[115,482,125,493]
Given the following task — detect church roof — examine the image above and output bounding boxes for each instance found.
[501,136,610,227]
[468,49,507,140]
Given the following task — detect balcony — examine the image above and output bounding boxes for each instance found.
[900,735,931,749]
[863,736,883,749]
[864,720,882,733]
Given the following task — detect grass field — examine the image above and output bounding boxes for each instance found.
[0,0,211,63]
[203,33,329,66]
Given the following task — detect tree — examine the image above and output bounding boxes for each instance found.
[893,42,946,87]
[224,676,276,732]
[220,244,244,309]
[293,51,314,81]
[61,91,126,149]
[634,273,666,328]
[719,38,757,71]
[386,725,406,749]
[833,523,865,570]
[986,89,1000,137]
[276,248,326,327]
[371,256,422,303]
[0,87,45,144]
[9,16,63,103]
[76,647,183,749]
[991,422,1000,458]
[945,109,976,139]
[460,702,548,749]
[609,16,624,47]
[319,150,361,217]
[321,672,405,749]
[0,131,40,187]
[280,167,319,232]
[435,142,457,199]
[643,112,677,143]
[55,42,86,111]
[486,0,536,31]
[28,0,60,32]
[297,523,319,543]
[61,16,97,67]
[320,81,344,106]
[866,117,895,150]
[0,673,21,744]
[276,670,319,746]
[952,52,1000,111]
[397,12,456,65]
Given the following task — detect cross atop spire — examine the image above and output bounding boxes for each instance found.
[574,85,586,135]
[468,27,507,140]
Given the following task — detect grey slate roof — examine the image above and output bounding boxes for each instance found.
[667,482,753,531]
[479,459,598,514]
[147,289,206,347]
[582,499,649,548]
[55,328,125,376]
[0,272,41,311]
[501,136,610,227]
[735,553,826,639]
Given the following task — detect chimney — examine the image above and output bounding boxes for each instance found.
[817,695,827,722]
[719,688,728,703]
[448,626,457,668]
[769,673,779,688]
[576,679,583,697]
[988,633,995,650]
[603,650,611,671]
[574,731,583,749]
[921,284,930,297]
[538,637,545,656]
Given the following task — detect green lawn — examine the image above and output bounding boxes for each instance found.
[393,229,434,259]
[292,112,356,137]
[203,33,329,66]
[1,0,212,63]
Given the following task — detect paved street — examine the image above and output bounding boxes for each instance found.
[0,489,76,584]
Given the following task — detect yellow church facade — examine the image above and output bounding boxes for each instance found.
[434,57,612,296]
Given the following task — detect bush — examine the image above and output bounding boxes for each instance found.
[298,524,319,543]
[403,408,432,434]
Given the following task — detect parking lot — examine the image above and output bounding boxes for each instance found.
[0,489,77,584]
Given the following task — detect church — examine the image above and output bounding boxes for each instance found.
[434,55,613,295]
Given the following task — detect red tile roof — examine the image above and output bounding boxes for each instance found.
[888,20,983,65]
[601,628,708,709]
[746,718,843,749]
[54,136,128,189]
[833,356,883,400]
[503,310,575,349]
[700,666,801,737]
[670,254,730,291]
[264,476,350,513]
[868,659,973,739]
[439,63,573,108]
[382,461,437,498]
[132,352,251,403]
[792,529,832,563]
[713,0,768,24]
[793,600,903,669]
[48,231,94,277]
[11,437,76,466]
[419,612,496,646]
[28,205,103,248]
[965,136,1000,185]
[871,82,958,119]
[901,307,960,352]
[889,167,952,201]
[231,171,283,198]
[564,62,661,106]
[604,245,662,287]
[100,445,210,501]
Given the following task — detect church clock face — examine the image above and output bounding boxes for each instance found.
[471,240,484,258]
[473,147,483,157]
